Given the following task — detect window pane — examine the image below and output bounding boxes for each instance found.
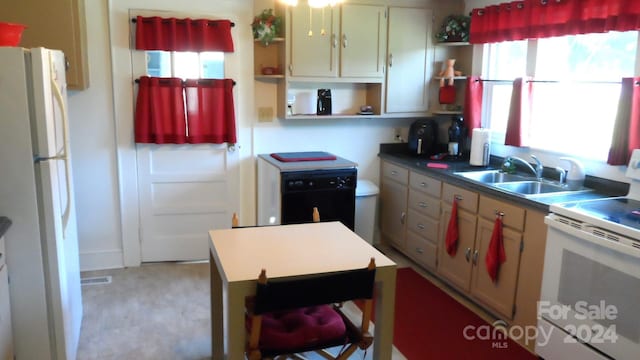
[536,32,638,81]
[173,52,201,79]
[201,52,224,78]
[146,51,171,77]
[531,32,637,160]
[483,40,527,142]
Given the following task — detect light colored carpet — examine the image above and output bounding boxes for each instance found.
[77,261,406,360]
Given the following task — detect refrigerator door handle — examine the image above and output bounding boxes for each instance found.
[49,53,72,232]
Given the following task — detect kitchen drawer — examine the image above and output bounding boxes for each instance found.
[381,161,408,185]
[407,209,439,244]
[442,183,479,213]
[408,189,440,219]
[479,196,525,231]
[406,231,437,270]
[409,171,441,197]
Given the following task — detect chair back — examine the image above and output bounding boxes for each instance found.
[254,258,375,315]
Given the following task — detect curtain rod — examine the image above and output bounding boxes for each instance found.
[131,18,235,27]
[476,78,624,85]
[134,78,236,86]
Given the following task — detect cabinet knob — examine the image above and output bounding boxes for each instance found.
[473,249,479,265]
[65,56,70,71]
[390,170,398,176]
[465,247,471,262]
[415,247,424,254]
[417,223,425,230]
[420,181,427,187]
[332,34,337,48]
[400,212,406,225]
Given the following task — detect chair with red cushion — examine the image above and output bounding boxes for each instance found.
[245,258,376,360]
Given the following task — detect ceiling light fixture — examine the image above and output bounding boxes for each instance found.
[279,0,345,37]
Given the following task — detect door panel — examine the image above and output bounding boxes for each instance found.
[137,144,237,261]
[437,207,476,292]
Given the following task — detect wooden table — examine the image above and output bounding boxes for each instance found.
[209,221,397,360]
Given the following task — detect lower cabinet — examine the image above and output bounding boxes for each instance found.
[379,161,408,250]
[380,159,541,344]
[438,184,525,320]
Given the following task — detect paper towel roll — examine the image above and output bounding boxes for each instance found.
[470,128,491,166]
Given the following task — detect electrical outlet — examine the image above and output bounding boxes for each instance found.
[258,107,274,122]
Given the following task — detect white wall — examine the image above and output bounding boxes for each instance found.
[67,0,122,270]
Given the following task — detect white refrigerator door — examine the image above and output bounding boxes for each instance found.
[30,47,83,360]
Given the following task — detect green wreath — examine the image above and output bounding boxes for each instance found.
[251,9,282,46]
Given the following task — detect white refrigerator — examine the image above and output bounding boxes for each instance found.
[0,47,83,359]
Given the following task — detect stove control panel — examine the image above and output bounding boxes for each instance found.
[625,149,640,180]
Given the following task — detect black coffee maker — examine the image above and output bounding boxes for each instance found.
[317,89,332,115]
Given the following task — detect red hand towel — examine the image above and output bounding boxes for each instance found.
[486,216,506,282]
[445,199,459,256]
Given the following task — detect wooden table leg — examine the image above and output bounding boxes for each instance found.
[210,251,224,360]
[373,267,397,360]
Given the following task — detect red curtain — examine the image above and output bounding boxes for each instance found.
[135,16,234,52]
[608,77,640,165]
[504,77,533,147]
[470,0,640,44]
[464,76,483,136]
[135,76,187,144]
[184,79,237,144]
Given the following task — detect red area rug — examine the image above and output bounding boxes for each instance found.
[368,267,537,360]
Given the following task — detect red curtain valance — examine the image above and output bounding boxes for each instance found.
[470,0,640,44]
[135,76,237,145]
[135,16,235,52]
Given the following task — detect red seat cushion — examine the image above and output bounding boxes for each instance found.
[253,305,347,352]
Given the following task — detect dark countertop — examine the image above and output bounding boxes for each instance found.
[0,217,11,238]
[379,143,629,213]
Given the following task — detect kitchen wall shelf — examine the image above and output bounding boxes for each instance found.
[254,37,285,44]
[255,74,285,80]
[285,114,383,120]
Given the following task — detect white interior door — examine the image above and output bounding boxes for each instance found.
[131,38,239,262]
[136,144,238,261]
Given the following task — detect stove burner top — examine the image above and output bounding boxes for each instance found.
[561,197,640,231]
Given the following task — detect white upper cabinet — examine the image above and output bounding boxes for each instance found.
[340,4,386,78]
[288,3,386,80]
[385,7,433,113]
[288,4,338,77]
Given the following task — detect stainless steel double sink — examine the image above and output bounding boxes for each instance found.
[454,170,593,198]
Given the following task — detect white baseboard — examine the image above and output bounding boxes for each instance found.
[80,249,124,271]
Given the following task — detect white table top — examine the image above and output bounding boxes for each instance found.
[209,221,396,283]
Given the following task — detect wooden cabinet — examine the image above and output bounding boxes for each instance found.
[288,4,338,78]
[438,186,525,320]
[470,196,525,319]
[0,235,13,359]
[405,172,441,271]
[287,3,385,79]
[385,7,432,114]
[438,183,478,291]
[0,0,89,90]
[379,161,408,250]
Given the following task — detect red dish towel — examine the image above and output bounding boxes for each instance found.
[486,216,506,282]
[445,199,459,256]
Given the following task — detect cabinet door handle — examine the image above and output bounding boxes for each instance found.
[420,181,427,188]
[417,223,425,230]
[400,212,406,225]
[465,247,471,262]
[390,170,398,176]
[332,34,337,48]
[455,195,464,201]
[342,34,348,48]
[418,202,427,208]
[473,249,479,265]
[415,247,424,254]
[389,53,393,67]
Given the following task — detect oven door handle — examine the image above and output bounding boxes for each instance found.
[545,215,640,259]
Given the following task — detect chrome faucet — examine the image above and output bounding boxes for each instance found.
[504,155,544,180]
